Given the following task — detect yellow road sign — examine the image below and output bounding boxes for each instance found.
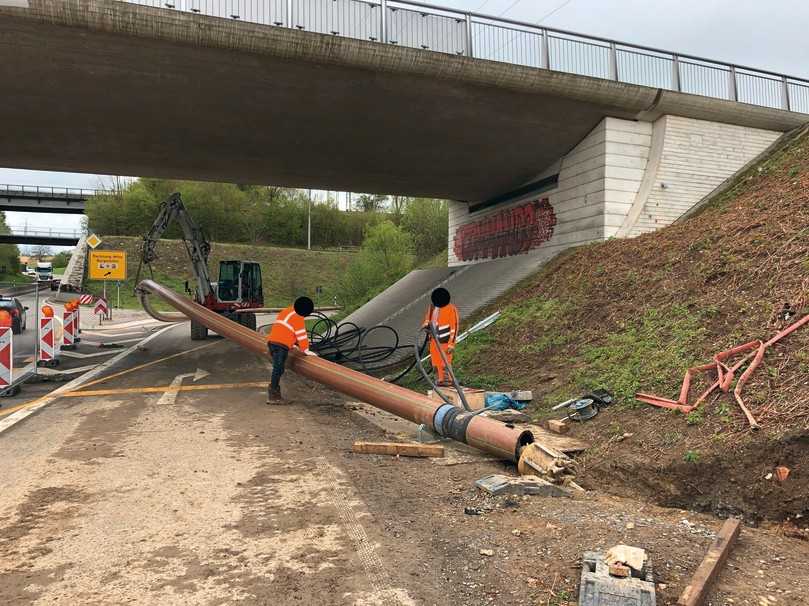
[88,250,127,281]
[86,233,102,249]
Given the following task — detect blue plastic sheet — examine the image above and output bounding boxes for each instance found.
[484,392,526,411]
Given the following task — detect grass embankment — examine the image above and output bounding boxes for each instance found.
[85,236,355,310]
[451,126,809,521]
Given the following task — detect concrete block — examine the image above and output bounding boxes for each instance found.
[579,552,656,606]
[475,474,570,497]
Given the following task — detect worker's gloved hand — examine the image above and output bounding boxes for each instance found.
[303,350,318,357]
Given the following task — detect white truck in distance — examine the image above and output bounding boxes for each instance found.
[36,261,54,288]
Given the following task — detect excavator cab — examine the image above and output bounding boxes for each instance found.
[216,260,263,306]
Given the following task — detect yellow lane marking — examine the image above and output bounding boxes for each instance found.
[0,340,224,419]
[77,340,221,390]
[58,382,266,398]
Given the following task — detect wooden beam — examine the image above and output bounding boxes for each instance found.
[352,441,445,458]
[678,518,742,606]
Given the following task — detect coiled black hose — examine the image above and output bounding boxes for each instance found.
[308,313,427,383]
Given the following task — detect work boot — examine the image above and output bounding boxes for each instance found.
[266,387,284,405]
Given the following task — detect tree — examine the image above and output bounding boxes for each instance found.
[33,244,52,259]
[337,221,414,311]
[0,212,20,277]
[400,198,448,262]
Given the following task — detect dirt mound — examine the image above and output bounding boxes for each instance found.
[454,126,809,523]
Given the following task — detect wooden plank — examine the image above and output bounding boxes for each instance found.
[520,424,589,454]
[352,441,445,458]
[678,518,742,606]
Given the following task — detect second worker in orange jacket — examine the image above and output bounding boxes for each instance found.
[422,287,459,386]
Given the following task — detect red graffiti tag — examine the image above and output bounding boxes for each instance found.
[453,198,557,262]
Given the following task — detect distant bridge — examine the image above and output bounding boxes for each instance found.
[0,185,108,214]
[0,225,84,246]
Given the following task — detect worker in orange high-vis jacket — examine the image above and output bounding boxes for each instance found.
[422,287,460,386]
[266,296,317,403]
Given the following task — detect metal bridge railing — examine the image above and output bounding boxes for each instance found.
[0,184,105,198]
[122,0,809,114]
[6,225,85,239]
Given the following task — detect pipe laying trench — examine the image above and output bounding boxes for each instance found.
[137,279,534,461]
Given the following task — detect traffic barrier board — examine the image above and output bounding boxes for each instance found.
[0,326,12,387]
[39,317,55,362]
[79,294,94,305]
[89,250,127,281]
[63,310,76,348]
[94,298,108,316]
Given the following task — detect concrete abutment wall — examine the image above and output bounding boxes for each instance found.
[448,114,781,267]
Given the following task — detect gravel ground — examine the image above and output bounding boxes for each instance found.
[1,334,808,605]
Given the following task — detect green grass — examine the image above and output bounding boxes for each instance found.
[571,306,707,404]
[85,271,188,311]
[90,236,355,310]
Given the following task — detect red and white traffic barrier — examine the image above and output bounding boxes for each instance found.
[0,326,12,389]
[79,294,94,305]
[94,297,109,324]
[63,309,76,350]
[38,316,60,367]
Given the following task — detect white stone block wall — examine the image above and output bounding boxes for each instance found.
[627,115,780,236]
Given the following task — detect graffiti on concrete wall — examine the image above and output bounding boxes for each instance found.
[453,198,557,262]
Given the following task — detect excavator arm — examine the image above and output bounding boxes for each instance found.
[139,192,215,303]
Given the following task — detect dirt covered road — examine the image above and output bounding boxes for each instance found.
[1,326,807,604]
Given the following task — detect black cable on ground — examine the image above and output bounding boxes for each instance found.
[308,314,424,383]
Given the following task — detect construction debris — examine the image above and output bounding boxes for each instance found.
[547,419,570,434]
[351,441,445,458]
[677,518,741,606]
[775,465,790,482]
[605,544,648,573]
[517,442,576,484]
[475,473,570,497]
[637,313,809,429]
[579,550,656,605]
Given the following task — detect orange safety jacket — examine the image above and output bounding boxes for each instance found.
[422,303,459,346]
[268,305,310,351]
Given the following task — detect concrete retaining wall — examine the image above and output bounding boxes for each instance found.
[448,114,780,267]
[622,115,780,236]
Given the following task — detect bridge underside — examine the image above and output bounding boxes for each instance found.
[0,235,80,246]
[0,198,87,214]
[1,0,805,202]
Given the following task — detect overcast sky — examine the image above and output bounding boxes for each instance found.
[3,0,808,238]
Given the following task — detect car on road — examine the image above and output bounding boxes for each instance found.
[0,297,29,335]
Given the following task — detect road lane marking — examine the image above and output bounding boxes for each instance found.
[77,340,221,390]
[61,349,117,359]
[57,382,267,399]
[0,324,181,429]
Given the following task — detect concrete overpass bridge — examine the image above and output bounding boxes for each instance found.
[0,185,105,214]
[1,0,808,205]
[0,224,83,246]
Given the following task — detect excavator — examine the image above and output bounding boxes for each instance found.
[136,192,264,340]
